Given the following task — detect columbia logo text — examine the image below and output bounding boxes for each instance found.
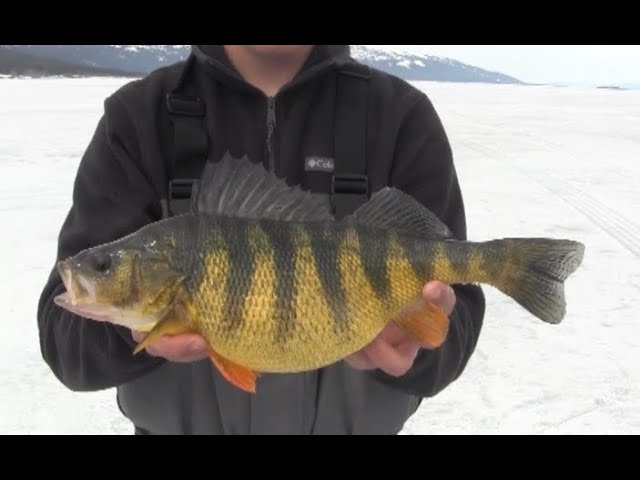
[305,156,335,172]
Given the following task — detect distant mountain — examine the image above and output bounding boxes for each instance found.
[1,45,523,84]
[596,85,628,91]
[0,47,137,77]
[350,46,521,84]
[621,82,640,90]
[1,45,185,75]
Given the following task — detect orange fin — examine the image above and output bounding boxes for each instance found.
[208,348,258,394]
[393,298,450,349]
[133,303,194,355]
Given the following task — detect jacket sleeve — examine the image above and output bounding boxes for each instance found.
[372,93,486,398]
[37,93,166,392]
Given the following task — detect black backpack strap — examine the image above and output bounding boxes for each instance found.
[162,54,209,218]
[332,61,371,220]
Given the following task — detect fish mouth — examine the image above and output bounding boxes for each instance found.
[54,260,111,322]
[56,260,88,304]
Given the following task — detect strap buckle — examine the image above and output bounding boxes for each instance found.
[161,178,199,218]
[166,94,205,117]
[331,174,369,218]
[332,174,369,195]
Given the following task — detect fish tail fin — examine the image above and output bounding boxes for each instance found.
[488,238,585,324]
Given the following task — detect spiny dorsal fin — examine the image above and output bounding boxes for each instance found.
[345,187,453,239]
[195,151,333,222]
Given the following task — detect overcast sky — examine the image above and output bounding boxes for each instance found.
[364,45,640,87]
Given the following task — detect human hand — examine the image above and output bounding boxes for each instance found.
[131,330,209,363]
[345,281,456,377]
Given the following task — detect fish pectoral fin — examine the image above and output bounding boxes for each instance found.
[393,298,450,349]
[207,348,258,394]
[133,303,194,355]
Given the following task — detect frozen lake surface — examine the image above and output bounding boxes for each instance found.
[1,78,638,434]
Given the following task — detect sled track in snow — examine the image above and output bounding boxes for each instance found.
[538,176,640,258]
[459,137,640,258]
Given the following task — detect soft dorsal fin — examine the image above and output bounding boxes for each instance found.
[345,187,453,239]
[195,151,333,222]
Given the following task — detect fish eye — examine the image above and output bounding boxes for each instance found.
[88,252,112,274]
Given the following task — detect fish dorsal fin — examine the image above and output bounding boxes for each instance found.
[346,187,453,239]
[196,151,333,222]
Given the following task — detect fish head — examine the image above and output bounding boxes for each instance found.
[54,228,185,331]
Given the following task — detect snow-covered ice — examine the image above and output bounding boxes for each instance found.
[1,78,638,435]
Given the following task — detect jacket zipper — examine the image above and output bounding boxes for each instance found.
[266,97,277,172]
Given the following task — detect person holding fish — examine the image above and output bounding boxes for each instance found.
[37,45,583,434]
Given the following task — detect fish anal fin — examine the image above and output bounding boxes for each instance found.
[207,348,258,394]
[393,298,450,349]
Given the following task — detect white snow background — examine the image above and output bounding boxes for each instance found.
[1,78,638,434]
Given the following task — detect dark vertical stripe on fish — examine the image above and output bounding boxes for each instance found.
[447,241,472,278]
[357,227,390,299]
[220,221,253,339]
[184,216,210,292]
[308,224,349,332]
[263,223,297,344]
[399,234,431,281]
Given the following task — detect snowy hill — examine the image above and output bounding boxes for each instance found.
[351,46,521,84]
[0,47,136,77]
[1,45,522,84]
[1,45,186,76]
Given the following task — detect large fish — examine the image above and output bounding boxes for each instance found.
[54,153,585,393]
